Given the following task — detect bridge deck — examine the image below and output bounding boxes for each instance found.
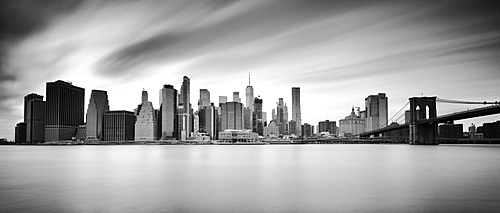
[360,105,500,137]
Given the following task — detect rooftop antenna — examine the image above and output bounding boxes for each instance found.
[248,72,251,86]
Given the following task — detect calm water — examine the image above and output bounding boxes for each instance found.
[1,144,500,212]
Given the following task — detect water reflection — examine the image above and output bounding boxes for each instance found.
[1,145,500,212]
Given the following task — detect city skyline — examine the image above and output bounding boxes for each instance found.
[1,1,500,140]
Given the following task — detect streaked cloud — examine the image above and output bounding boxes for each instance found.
[1,0,500,139]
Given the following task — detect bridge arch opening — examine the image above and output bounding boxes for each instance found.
[415,105,421,120]
[425,105,430,120]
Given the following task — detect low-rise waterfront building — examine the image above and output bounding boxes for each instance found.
[218,129,259,143]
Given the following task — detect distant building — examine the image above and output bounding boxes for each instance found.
[218,130,259,143]
[199,89,210,109]
[178,104,188,140]
[468,123,476,138]
[233,92,241,103]
[253,97,265,136]
[276,98,287,134]
[199,104,216,139]
[365,93,388,131]
[292,87,302,136]
[135,90,158,141]
[75,124,86,140]
[220,102,244,131]
[318,120,337,135]
[160,85,178,139]
[104,111,136,141]
[15,122,27,144]
[45,80,85,142]
[264,120,279,138]
[86,90,109,141]
[180,76,192,136]
[483,121,500,138]
[302,123,313,138]
[289,120,297,135]
[243,107,252,130]
[339,107,365,137]
[24,93,45,143]
[383,122,409,138]
[219,96,227,105]
[438,123,463,138]
[246,74,254,128]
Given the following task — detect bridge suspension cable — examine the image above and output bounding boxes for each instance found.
[380,101,409,128]
[436,98,499,105]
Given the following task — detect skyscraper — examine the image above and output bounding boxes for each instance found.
[24,93,45,143]
[318,120,337,135]
[246,73,254,129]
[199,89,210,109]
[104,110,136,141]
[45,80,85,142]
[160,85,178,139]
[86,90,109,141]
[302,123,313,138]
[233,92,241,103]
[15,122,27,144]
[220,102,243,131]
[365,93,388,131]
[199,104,216,138]
[219,96,227,105]
[292,87,301,136]
[180,76,191,136]
[244,107,252,130]
[253,97,264,135]
[135,89,158,141]
[276,98,286,134]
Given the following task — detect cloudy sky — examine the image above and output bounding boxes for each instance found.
[1,0,500,140]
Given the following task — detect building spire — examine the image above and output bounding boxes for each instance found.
[248,72,251,86]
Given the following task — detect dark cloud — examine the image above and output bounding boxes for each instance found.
[96,33,188,75]
[0,0,85,80]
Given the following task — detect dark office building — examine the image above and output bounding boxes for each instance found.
[45,80,85,142]
[15,122,27,144]
[199,105,216,138]
[483,121,500,139]
[438,124,463,138]
[253,97,264,136]
[302,123,313,138]
[289,120,297,135]
[24,93,46,143]
[318,120,337,135]
[103,111,136,141]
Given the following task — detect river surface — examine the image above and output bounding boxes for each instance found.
[1,144,499,212]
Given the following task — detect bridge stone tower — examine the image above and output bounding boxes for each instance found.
[409,97,438,145]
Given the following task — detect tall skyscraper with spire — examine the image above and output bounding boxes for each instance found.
[292,87,302,136]
[86,90,109,141]
[245,73,254,130]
